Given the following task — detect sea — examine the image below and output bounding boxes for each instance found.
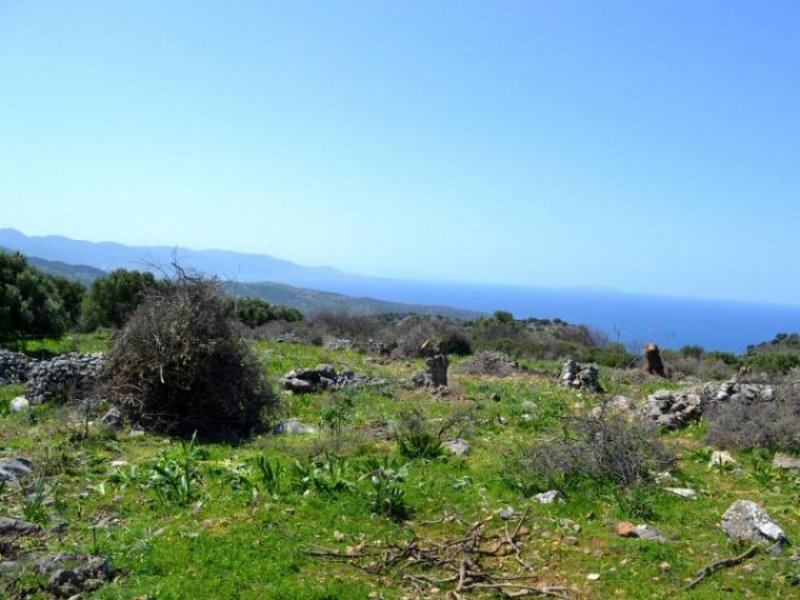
[296,278,800,353]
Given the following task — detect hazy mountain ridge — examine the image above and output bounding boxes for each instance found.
[0,232,482,319]
[0,228,344,284]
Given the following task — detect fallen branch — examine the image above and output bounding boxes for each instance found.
[684,544,758,589]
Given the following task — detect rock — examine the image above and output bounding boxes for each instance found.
[709,450,737,467]
[414,354,449,388]
[36,553,113,597]
[443,439,470,456]
[533,490,564,504]
[10,396,30,412]
[653,471,678,484]
[616,522,637,537]
[616,521,665,541]
[591,395,635,419]
[773,453,800,471]
[638,390,703,430]
[99,407,123,429]
[560,360,603,393]
[721,500,787,547]
[0,456,34,484]
[272,419,317,435]
[281,365,386,393]
[520,400,537,413]
[0,517,41,538]
[664,487,697,500]
[128,429,145,438]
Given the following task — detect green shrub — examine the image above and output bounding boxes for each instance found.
[0,250,72,343]
[225,296,303,328]
[82,268,162,329]
[745,351,800,376]
[394,411,443,460]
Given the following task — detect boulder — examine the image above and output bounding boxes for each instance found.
[272,419,317,435]
[533,490,565,504]
[638,389,703,430]
[773,453,800,471]
[721,500,787,547]
[560,360,603,393]
[443,439,470,456]
[10,396,30,412]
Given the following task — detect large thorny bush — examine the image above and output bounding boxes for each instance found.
[102,275,277,440]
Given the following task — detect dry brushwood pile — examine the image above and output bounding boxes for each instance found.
[306,510,568,599]
[101,275,277,440]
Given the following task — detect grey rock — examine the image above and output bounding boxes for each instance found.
[638,390,703,430]
[443,438,470,456]
[664,487,697,500]
[281,365,385,393]
[709,450,737,467]
[10,396,30,412]
[773,453,800,471]
[591,395,635,419]
[36,553,112,597]
[272,419,317,435]
[533,490,565,504]
[99,407,123,429]
[0,517,41,538]
[560,360,603,393]
[635,524,667,542]
[0,456,34,484]
[721,500,787,546]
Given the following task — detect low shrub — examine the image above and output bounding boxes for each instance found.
[704,386,800,452]
[509,415,674,493]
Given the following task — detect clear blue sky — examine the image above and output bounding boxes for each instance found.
[1,1,798,304]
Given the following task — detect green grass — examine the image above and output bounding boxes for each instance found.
[1,339,799,598]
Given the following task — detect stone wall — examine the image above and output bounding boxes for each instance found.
[0,349,36,384]
[25,353,104,405]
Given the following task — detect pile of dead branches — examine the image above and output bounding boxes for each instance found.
[306,510,568,598]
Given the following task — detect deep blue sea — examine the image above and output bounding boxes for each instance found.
[295,278,800,353]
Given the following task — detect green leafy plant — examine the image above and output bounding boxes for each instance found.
[363,466,410,521]
[254,456,283,498]
[394,411,443,460]
[146,434,207,506]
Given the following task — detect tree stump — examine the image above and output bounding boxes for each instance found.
[424,354,449,387]
[644,343,666,377]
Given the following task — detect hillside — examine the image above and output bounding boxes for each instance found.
[225,280,482,319]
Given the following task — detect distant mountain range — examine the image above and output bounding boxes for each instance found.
[0,229,481,319]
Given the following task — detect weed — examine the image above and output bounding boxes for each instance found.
[394,411,443,460]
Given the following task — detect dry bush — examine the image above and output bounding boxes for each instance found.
[511,415,674,492]
[102,275,277,440]
[704,386,800,452]
[391,316,471,359]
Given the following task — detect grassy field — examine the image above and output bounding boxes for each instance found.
[1,337,799,599]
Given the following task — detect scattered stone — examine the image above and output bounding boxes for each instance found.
[99,407,123,429]
[721,500,787,547]
[712,379,777,404]
[664,487,698,500]
[443,439,470,456]
[653,471,678,484]
[638,389,703,430]
[773,453,800,471]
[25,353,104,405]
[586,573,600,581]
[616,521,665,541]
[491,392,502,402]
[35,553,113,597]
[281,365,387,393]
[10,396,30,412]
[659,561,671,572]
[710,450,737,467]
[562,536,579,546]
[520,400,537,413]
[323,338,353,350]
[0,516,41,538]
[560,360,603,393]
[128,428,145,438]
[533,490,564,505]
[590,395,636,419]
[0,456,35,485]
[498,506,516,520]
[272,419,318,435]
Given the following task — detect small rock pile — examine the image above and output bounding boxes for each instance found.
[560,360,603,393]
[639,378,779,431]
[455,351,524,377]
[711,379,777,404]
[280,364,387,393]
[25,353,104,405]
[638,389,703,430]
[0,348,36,384]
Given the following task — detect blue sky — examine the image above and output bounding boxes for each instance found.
[1,1,798,304]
